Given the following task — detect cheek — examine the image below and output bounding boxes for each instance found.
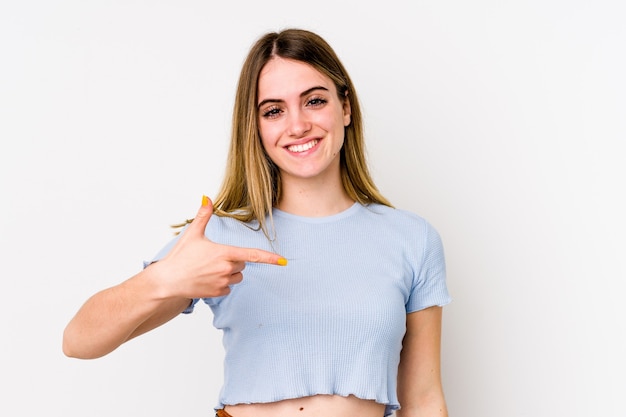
[259,123,280,144]
[258,123,277,148]
[336,136,345,155]
[333,116,347,147]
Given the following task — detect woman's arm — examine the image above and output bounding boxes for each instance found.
[62,197,286,359]
[396,306,448,417]
[62,265,192,359]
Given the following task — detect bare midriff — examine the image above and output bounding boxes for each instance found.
[223,394,385,417]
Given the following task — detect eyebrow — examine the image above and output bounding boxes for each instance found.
[257,86,329,109]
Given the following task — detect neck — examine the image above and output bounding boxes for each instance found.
[276,174,354,217]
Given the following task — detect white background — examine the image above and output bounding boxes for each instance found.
[1,1,624,416]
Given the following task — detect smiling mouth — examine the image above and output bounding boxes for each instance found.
[287,139,319,153]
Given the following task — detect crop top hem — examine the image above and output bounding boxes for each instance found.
[215,392,399,417]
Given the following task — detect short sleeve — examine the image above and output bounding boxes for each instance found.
[182,298,200,314]
[405,222,452,313]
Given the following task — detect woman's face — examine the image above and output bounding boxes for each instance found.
[257,57,351,184]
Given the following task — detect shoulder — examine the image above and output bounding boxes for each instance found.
[361,203,436,234]
[359,204,445,258]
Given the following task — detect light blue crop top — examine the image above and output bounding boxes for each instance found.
[147,203,451,416]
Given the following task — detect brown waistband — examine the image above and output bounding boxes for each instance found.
[216,409,233,417]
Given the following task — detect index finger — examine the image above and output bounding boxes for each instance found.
[225,246,288,266]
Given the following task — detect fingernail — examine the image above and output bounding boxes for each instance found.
[202,195,209,206]
[277,257,288,266]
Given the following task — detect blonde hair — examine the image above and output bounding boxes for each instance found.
[176,29,392,236]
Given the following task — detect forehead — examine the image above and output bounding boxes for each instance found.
[257,57,336,101]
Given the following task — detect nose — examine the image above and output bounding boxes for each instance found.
[286,109,311,137]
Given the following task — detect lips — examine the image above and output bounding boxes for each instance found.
[286,139,319,153]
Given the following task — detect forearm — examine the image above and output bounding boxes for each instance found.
[62,265,189,359]
[396,391,448,417]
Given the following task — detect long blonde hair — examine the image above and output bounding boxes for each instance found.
[177,29,392,237]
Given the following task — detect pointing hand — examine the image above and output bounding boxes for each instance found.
[152,196,287,299]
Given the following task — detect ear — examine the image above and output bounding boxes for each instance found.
[342,90,352,127]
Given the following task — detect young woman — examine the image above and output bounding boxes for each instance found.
[63,28,452,417]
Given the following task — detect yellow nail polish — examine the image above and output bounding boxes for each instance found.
[202,195,209,206]
[277,257,288,266]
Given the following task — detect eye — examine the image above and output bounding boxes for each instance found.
[307,97,327,107]
[261,106,282,119]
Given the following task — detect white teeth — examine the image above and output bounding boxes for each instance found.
[287,139,319,153]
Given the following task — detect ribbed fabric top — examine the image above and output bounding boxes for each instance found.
[147,203,451,416]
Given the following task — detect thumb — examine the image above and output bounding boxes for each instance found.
[186,195,213,237]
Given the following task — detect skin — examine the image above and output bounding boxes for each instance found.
[63,57,448,417]
[257,57,353,216]
[226,58,448,417]
[397,307,449,417]
[62,198,285,359]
